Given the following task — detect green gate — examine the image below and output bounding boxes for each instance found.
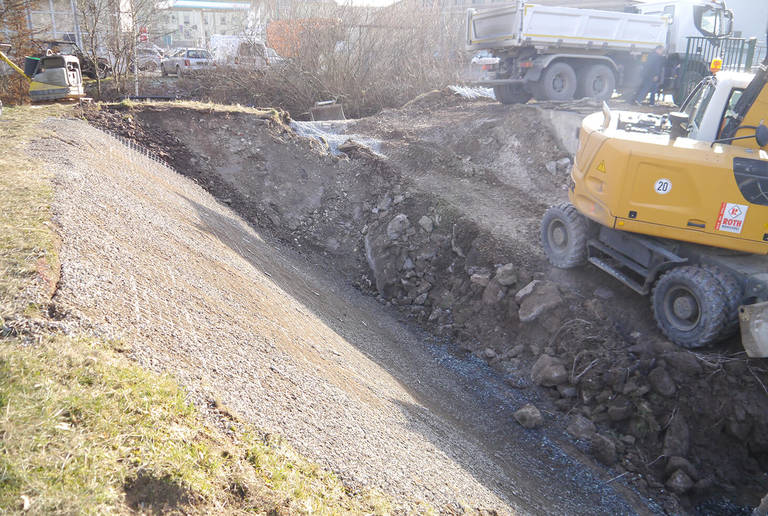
[676,36,758,105]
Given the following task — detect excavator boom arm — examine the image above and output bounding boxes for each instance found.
[0,50,32,83]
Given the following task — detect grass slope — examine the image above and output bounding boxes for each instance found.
[0,105,391,515]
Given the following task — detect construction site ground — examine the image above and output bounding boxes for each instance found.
[8,90,768,514]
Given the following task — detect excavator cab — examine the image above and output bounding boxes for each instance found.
[540,62,768,356]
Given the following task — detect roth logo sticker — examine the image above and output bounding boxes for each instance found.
[715,202,749,234]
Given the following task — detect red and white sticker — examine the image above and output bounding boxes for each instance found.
[715,202,749,234]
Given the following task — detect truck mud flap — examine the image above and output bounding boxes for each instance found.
[739,301,768,358]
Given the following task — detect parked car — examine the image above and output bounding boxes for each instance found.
[135,46,163,72]
[234,41,283,69]
[160,48,214,76]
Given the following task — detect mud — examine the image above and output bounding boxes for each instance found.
[81,96,768,514]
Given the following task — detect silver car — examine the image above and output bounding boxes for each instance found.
[160,48,214,76]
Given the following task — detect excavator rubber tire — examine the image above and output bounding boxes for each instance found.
[700,264,743,339]
[541,202,589,268]
[651,266,728,348]
[493,84,532,105]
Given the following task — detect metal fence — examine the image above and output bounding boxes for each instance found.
[677,36,758,103]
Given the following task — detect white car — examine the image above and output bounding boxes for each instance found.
[160,48,214,76]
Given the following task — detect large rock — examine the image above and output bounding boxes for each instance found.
[590,434,617,466]
[470,272,491,287]
[515,280,539,304]
[494,263,518,286]
[418,215,434,232]
[518,282,563,323]
[666,469,694,495]
[567,415,597,440]
[648,367,676,397]
[514,404,544,429]
[531,354,568,386]
[386,214,410,240]
[665,456,698,480]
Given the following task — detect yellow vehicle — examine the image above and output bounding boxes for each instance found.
[0,44,84,102]
[541,62,768,357]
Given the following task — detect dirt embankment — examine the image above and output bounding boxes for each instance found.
[82,95,768,514]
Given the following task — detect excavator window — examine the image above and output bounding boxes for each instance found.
[734,157,768,206]
[718,89,744,139]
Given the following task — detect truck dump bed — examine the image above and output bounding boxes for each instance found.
[466,3,668,53]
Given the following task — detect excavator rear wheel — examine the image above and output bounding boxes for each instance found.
[701,264,743,339]
[541,202,589,268]
[651,266,728,348]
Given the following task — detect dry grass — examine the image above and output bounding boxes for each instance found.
[0,335,392,514]
[0,104,70,319]
[0,105,394,514]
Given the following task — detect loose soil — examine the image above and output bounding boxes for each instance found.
[79,92,768,515]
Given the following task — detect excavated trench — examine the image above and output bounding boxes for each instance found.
[82,95,768,515]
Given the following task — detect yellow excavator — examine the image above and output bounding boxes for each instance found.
[541,59,768,357]
[0,44,84,102]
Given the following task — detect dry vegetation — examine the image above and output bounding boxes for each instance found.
[190,4,465,118]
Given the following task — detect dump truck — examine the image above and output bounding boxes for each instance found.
[539,59,768,357]
[466,0,734,103]
[0,45,85,102]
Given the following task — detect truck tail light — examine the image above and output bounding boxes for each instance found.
[520,61,534,68]
[184,59,190,66]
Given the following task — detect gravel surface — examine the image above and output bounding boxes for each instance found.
[37,118,653,514]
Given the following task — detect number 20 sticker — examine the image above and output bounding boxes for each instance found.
[654,179,672,194]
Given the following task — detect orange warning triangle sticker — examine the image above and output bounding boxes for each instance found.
[596,161,607,173]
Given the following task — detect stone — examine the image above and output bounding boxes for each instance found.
[508,344,525,358]
[402,257,415,271]
[752,493,768,516]
[514,403,544,429]
[545,160,558,175]
[483,348,497,359]
[665,456,698,481]
[377,196,392,211]
[557,384,577,398]
[494,263,518,286]
[386,214,410,240]
[413,293,428,305]
[482,280,506,305]
[663,415,690,457]
[593,286,614,300]
[607,399,634,421]
[531,354,568,386]
[556,157,572,172]
[418,215,434,232]
[590,434,617,466]
[648,367,676,397]
[518,282,563,323]
[567,415,597,440]
[665,469,694,495]
[663,351,703,377]
[515,280,539,304]
[470,272,491,287]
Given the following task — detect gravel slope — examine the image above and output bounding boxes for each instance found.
[38,118,652,514]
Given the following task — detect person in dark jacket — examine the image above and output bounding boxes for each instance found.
[634,46,666,105]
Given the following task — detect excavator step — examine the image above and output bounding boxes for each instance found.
[588,256,648,295]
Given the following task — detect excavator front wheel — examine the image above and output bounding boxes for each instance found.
[541,202,589,268]
[651,266,728,348]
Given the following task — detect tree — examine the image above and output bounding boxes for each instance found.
[0,0,35,104]
[76,0,110,98]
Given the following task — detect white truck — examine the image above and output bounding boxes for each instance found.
[466,0,734,103]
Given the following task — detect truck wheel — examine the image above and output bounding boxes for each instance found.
[701,264,743,339]
[493,84,532,104]
[652,266,728,348]
[541,202,589,268]
[577,64,616,101]
[534,62,577,101]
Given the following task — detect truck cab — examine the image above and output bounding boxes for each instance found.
[635,0,734,55]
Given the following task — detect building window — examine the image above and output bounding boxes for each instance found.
[184,13,190,24]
